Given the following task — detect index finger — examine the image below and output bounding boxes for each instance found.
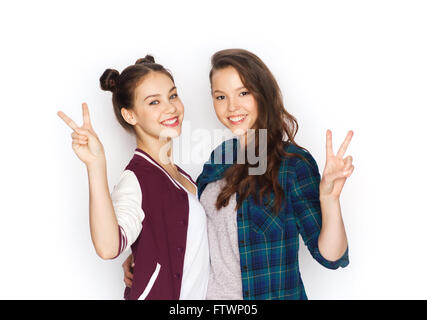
[326,129,333,157]
[57,111,79,131]
[82,103,92,128]
[337,130,354,158]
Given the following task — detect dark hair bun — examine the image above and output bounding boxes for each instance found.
[100,69,120,92]
[135,55,155,65]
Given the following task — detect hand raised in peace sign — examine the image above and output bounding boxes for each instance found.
[57,103,105,166]
[319,130,354,200]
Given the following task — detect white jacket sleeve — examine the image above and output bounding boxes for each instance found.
[111,169,144,256]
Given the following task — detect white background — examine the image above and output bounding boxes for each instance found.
[1,0,426,299]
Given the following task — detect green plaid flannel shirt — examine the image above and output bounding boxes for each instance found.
[196,138,349,300]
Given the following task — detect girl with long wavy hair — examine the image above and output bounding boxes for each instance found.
[123,49,354,300]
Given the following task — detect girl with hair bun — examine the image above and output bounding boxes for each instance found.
[122,49,354,300]
[57,55,209,300]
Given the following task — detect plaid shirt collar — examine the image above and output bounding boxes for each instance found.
[196,138,239,199]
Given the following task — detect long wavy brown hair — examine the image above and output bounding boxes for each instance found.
[210,49,306,214]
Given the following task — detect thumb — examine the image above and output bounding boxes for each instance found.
[323,170,347,184]
[75,128,96,141]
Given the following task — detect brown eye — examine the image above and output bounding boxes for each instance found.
[216,95,225,100]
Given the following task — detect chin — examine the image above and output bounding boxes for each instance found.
[169,129,182,139]
[159,127,181,140]
[230,127,249,136]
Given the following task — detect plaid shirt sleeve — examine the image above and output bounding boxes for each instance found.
[290,151,349,269]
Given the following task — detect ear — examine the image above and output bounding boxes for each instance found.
[121,107,138,126]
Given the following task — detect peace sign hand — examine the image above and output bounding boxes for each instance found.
[319,130,354,200]
[57,103,105,166]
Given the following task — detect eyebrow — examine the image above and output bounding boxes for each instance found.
[144,86,176,101]
[213,86,246,94]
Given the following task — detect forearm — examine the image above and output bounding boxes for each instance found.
[87,160,119,259]
[317,196,348,261]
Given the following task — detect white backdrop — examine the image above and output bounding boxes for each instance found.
[1,0,426,299]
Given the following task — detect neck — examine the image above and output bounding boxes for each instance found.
[136,135,174,168]
[238,129,256,150]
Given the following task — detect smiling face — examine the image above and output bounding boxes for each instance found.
[211,66,258,136]
[122,71,184,142]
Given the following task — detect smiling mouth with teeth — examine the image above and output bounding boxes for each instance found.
[161,116,179,127]
[228,114,247,124]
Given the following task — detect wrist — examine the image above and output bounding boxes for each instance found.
[319,193,340,203]
[86,157,107,172]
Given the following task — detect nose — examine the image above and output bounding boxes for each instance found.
[165,100,177,114]
[227,96,238,112]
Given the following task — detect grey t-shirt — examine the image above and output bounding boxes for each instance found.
[200,178,243,300]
